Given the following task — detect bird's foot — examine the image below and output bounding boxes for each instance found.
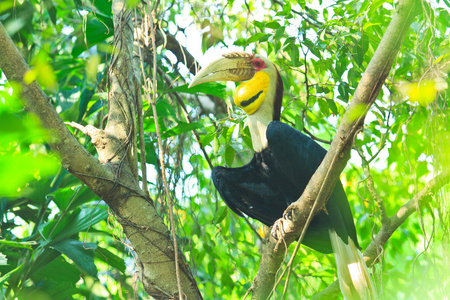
[271,218,285,240]
[271,207,294,240]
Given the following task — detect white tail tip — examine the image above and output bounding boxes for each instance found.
[329,229,377,300]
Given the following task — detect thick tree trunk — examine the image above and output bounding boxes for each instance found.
[0,1,202,299]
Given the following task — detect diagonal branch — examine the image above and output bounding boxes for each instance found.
[251,0,422,299]
[0,1,203,298]
[0,22,111,185]
[313,170,450,299]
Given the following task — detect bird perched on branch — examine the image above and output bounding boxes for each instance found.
[189,52,375,300]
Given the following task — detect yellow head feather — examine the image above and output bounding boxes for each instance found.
[234,71,270,115]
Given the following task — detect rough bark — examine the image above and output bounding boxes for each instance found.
[0,1,202,299]
[251,0,422,299]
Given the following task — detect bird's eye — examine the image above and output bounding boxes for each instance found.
[253,58,266,70]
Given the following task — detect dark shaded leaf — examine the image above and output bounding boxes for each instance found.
[214,206,228,224]
[20,178,53,204]
[72,19,113,57]
[43,0,57,25]
[224,145,235,166]
[52,239,97,277]
[32,256,81,283]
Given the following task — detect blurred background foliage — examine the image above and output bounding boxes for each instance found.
[0,0,449,299]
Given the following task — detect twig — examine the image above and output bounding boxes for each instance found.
[147,7,183,300]
[243,217,263,241]
[135,8,151,201]
[313,170,450,299]
[303,127,332,144]
[354,143,388,223]
[157,68,214,170]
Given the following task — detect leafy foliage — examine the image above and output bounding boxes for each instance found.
[0,0,449,299]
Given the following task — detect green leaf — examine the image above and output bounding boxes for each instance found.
[335,48,348,78]
[59,83,95,122]
[354,33,369,68]
[338,82,350,102]
[282,2,292,15]
[43,0,57,25]
[247,32,271,44]
[155,99,178,122]
[83,0,112,18]
[265,20,280,29]
[200,132,215,147]
[169,82,227,99]
[160,122,204,140]
[294,114,304,132]
[32,256,81,284]
[51,185,98,212]
[253,21,265,30]
[145,142,158,166]
[95,246,126,274]
[318,98,330,116]
[234,38,247,47]
[224,145,235,166]
[274,26,286,40]
[72,19,114,57]
[52,239,98,277]
[214,206,228,224]
[0,264,23,286]
[0,154,59,196]
[0,240,37,249]
[28,248,62,277]
[226,125,235,142]
[20,177,53,204]
[213,135,219,155]
[326,99,339,115]
[40,206,108,243]
[368,0,384,16]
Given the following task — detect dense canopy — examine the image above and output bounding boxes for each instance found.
[0,0,449,299]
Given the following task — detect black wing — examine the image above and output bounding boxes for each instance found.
[212,154,293,226]
[266,121,360,249]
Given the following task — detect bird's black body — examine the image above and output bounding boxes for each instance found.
[213,121,359,254]
[191,53,374,298]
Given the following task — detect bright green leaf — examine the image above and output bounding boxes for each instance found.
[0,240,37,249]
[169,82,227,100]
[95,246,126,274]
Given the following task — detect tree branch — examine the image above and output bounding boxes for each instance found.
[251,0,421,298]
[355,143,389,223]
[0,1,203,298]
[313,170,450,299]
[0,22,110,187]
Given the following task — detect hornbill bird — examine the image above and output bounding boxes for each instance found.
[189,52,375,300]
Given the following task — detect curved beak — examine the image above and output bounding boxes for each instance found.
[189,53,255,88]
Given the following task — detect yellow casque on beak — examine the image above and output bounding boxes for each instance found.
[188,52,256,88]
